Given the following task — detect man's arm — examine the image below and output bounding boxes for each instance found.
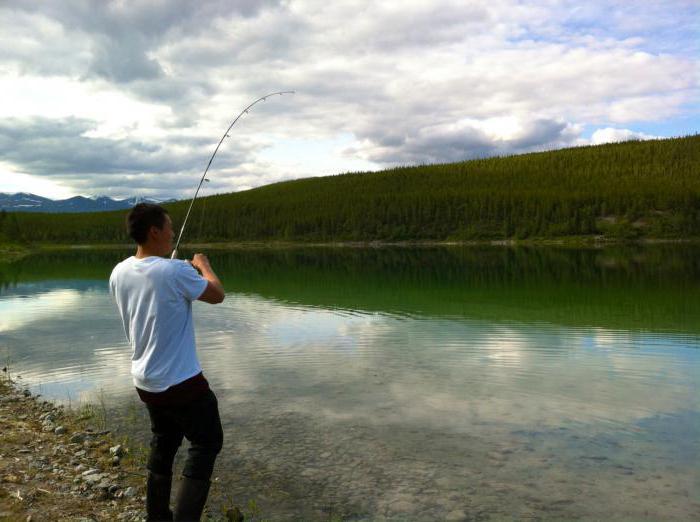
[190,253,225,304]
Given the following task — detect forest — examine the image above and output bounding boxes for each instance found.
[1,135,698,244]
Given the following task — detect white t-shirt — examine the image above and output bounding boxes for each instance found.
[109,256,209,392]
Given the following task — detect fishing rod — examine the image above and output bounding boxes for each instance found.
[171,90,295,259]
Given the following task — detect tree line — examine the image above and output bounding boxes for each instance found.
[2,135,699,244]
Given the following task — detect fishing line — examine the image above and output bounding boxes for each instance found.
[171,90,295,259]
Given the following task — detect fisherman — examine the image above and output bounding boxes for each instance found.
[109,203,225,521]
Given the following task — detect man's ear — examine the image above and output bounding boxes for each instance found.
[148,225,160,240]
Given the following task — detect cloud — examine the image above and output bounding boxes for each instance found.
[590,127,658,145]
[357,117,582,164]
[0,0,697,198]
[0,117,255,196]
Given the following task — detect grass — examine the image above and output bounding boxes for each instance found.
[0,241,32,262]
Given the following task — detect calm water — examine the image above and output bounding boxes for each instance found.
[1,246,699,521]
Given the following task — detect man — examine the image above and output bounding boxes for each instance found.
[109,203,225,522]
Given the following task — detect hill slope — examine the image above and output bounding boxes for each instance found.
[2,135,699,244]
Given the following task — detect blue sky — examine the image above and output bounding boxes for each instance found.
[0,0,697,200]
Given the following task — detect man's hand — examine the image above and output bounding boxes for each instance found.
[190,253,211,273]
[189,253,225,304]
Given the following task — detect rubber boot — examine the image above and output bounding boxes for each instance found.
[173,476,211,522]
[146,471,174,521]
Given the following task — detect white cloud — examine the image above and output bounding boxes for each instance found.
[590,127,658,145]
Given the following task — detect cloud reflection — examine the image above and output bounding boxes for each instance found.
[3,283,698,437]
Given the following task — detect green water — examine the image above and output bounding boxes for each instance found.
[1,245,698,520]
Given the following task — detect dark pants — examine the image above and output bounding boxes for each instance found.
[145,389,224,481]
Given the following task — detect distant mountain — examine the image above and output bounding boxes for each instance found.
[0,193,177,213]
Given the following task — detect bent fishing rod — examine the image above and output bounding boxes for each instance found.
[171,90,295,259]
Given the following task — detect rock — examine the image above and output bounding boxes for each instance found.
[82,468,100,477]
[123,486,137,498]
[436,477,451,488]
[84,473,105,485]
[74,450,87,458]
[108,485,120,495]
[389,500,414,514]
[75,464,87,472]
[109,444,125,457]
[70,433,86,444]
[23,389,31,397]
[54,426,66,435]
[111,456,121,466]
[446,509,468,521]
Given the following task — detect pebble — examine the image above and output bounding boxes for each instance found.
[54,426,66,435]
[84,474,104,485]
[82,469,100,477]
[109,444,125,457]
[389,500,414,513]
[446,509,467,521]
[123,486,137,498]
[70,433,86,444]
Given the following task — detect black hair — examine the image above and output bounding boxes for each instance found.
[126,203,169,244]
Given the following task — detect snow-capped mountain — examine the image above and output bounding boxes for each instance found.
[0,193,177,213]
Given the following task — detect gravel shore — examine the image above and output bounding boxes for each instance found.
[0,378,146,521]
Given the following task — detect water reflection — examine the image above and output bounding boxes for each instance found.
[1,246,699,520]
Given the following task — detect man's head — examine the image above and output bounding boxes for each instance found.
[126,203,174,255]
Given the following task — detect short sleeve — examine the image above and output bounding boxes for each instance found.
[172,260,208,301]
[108,266,118,299]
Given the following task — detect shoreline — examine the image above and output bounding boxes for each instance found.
[0,378,252,522]
[2,236,699,262]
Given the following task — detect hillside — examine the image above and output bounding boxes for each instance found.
[1,135,699,244]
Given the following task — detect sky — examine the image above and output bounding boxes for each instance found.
[0,0,697,201]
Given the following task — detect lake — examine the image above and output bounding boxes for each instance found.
[1,245,699,520]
